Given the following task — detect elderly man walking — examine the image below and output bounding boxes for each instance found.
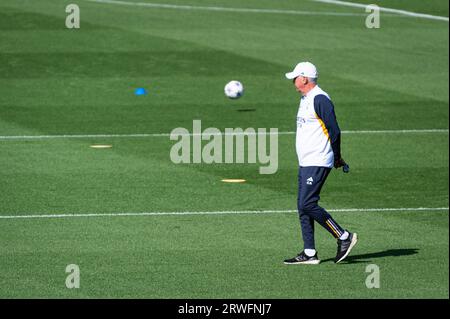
[283,62,358,265]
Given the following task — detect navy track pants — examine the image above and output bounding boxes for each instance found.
[297,166,345,249]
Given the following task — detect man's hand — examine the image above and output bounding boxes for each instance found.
[334,157,347,169]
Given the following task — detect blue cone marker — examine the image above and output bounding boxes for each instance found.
[135,88,147,95]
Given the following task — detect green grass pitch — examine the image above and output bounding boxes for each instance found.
[0,0,448,298]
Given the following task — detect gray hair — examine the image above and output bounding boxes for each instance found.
[308,77,318,84]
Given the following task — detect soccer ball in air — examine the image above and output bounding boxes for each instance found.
[224,80,244,99]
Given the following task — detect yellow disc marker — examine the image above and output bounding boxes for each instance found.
[90,144,112,149]
[221,179,246,183]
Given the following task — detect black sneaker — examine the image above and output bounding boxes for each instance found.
[335,232,358,263]
[284,251,321,265]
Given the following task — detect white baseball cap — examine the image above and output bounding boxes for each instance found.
[285,62,318,80]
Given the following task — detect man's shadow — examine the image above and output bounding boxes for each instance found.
[321,248,419,264]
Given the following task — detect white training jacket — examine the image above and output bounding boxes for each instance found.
[296,85,341,168]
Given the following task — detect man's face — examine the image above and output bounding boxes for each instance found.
[293,76,308,93]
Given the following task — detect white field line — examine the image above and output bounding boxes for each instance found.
[85,0,367,16]
[0,207,448,220]
[313,0,449,22]
[0,129,448,141]
[86,0,449,21]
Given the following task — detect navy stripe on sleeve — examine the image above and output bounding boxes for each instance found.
[313,94,341,160]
